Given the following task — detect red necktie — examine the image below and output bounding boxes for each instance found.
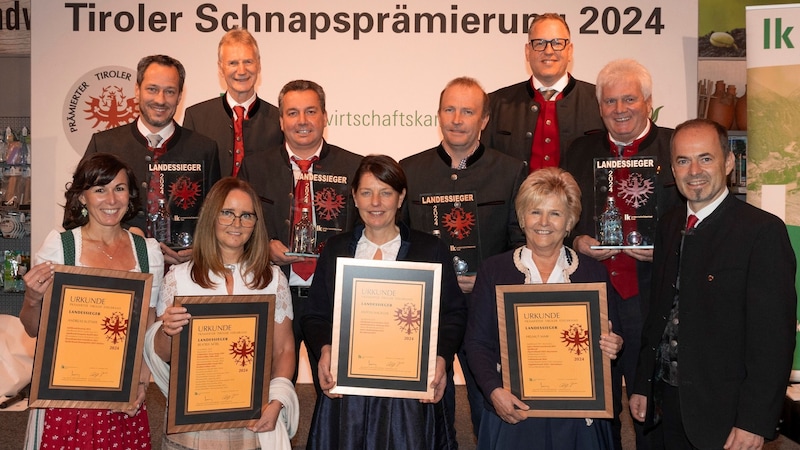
[232,105,246,177]
[292,156,319,280]
[686,214,698,231]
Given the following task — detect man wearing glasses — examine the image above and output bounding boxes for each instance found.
[482,13,604,172]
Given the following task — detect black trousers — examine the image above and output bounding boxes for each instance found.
[291,285,322,394]
[658,382,702,450]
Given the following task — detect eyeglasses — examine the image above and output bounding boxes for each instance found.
[218,210,258,227]
[529,38,569,51]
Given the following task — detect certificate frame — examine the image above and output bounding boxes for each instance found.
[167,294,275,434]
[29,265,153,410]
[496,283,612,418]
[330,258,441,400]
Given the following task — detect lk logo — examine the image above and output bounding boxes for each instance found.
[764,18,794,49]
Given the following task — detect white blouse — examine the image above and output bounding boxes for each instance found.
[35,228,164,307]
[157,261,293,324]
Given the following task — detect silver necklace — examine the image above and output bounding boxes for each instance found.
[85,233,120,260]
[96,244,116,260]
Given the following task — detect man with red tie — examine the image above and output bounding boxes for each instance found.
[630,119,796,449]
[80,54,220,265]
[183,27,283,178]
[562,59,681,450]
[240,80,362,391]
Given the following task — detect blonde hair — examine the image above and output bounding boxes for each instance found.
[515,167,581,231]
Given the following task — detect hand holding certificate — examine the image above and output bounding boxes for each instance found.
[329,258,441,400]
[29,265,153,410]
[496,283,614,418]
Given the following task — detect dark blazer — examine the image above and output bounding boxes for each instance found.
[563,124,681,308]
[183,95,283,177]
[82,122,221,231]
[400,143,527,267]
[483,75,604,166]
[464,246,621,411]
[302,223,468,371]
[239,141,363,279]
[633,194,797,448]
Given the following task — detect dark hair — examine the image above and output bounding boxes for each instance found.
[278,80,326,113]
[136,54,186,93]
[672,118,731,157]
[63,153,140,229]
[190,177,273,290]
[351,154,407,195]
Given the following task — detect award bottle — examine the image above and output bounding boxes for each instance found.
[599,196,623,246]
[293,207,316,254]
[152,198,171,243]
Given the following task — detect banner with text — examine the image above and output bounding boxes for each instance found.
[32,0,697,251]
[746,4,800,375]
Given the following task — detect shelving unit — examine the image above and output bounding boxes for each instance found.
[0,116,31,316]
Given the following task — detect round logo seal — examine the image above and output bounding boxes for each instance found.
[62,65,138,156]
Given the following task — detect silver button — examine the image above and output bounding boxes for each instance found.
[544,155,550,161]
[544,138,551,144]
[451,174,458,181]
[670,340,678,347]
[545,119,552,125]
[145,155,152,162]
[525,132,533,138]
[531,105,539,113]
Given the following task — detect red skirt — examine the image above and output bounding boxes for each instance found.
[39,403,151,449]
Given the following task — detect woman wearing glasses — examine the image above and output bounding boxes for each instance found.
[145,177,297,449]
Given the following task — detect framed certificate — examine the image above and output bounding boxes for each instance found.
[330,258,441,399]
[29,265,153,410]
[496,283,613,418]
[167,295,275,434]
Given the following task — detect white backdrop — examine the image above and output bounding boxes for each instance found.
[33,0,697,253]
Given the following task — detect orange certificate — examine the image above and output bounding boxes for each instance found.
[515,303,594,399]
[51,287,134,389]
[330,258,441,400]
[186,316,257,413]
[348,279,426,381]
[496,283,612,418]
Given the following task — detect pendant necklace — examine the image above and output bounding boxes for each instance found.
[96,245,116,260]
[85,232,120,260]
